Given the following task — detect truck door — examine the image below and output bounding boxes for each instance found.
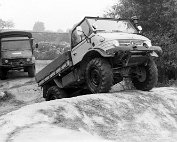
[71,20,92,65]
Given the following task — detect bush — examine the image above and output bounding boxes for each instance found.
[34,41,70,60]
[32,32,70,43]
[144,31,177,86]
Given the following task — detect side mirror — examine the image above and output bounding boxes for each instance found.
[92,23,97,33]
[76,26,83,36]
[92,23,97,30]
[35,43,38,48]
[137,25,142,33]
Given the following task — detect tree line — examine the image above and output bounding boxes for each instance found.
[0,20,64,33]
[0,19,14,31]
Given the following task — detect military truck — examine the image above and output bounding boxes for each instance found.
[0,31,36,79]
[35,16,162,101]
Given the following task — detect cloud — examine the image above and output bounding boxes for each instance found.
[0,0,116,31]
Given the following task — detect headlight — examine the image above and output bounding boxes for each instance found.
[101,40,120,51]
[27,58,31,62]
[143,40,152,48]
[112,40,120,47]
[4,60,8,63]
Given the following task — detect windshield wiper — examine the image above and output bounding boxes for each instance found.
[94,29,106,32]
[111,30,122,32]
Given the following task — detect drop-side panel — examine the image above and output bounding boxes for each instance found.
[35,51,72,83]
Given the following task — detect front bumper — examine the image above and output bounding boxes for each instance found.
[1,58,35,68]
[108,45,162,67]
[106,45,162,56]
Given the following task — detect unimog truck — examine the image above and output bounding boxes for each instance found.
[35,16,162,101]
[0,31,36,79]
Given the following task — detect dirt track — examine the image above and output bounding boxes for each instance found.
[0,60,51,116]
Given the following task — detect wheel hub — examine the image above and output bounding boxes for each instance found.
[89,67,101,87]
[135,67,146,82]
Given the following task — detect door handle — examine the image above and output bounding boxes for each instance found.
[73,52,77,56]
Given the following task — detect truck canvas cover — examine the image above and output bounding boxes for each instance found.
[0,31,32,39]
[35,51,72,84]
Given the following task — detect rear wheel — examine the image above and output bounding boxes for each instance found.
[85,58,113,93]
[24,67,27,72]
[0,68,8,80]
[46,86,67,101]
[131,59,158,91]
[27,65,36,77]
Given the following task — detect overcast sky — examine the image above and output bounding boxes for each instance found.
[0,0,117,32]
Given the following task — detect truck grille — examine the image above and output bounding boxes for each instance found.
[3,58,29,66]
[119,39,144,46]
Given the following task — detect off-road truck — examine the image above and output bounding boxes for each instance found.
[35,16,162,101]
[0,31,36,79]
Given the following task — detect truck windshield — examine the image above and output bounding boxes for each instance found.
[1,38,31,51]
[87,19,137,34]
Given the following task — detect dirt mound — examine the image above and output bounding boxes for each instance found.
[0,87,177,142]
[0,60,50,116]
[0,83,44,116]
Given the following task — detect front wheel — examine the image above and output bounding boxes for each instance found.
[27,65,36,77]
[0,69,8,80]
[131,59,158,91]
[46,86,67,101]
[85,58,113,93]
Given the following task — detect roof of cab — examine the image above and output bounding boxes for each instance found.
[0,31,32,39]
[71,16,128,31]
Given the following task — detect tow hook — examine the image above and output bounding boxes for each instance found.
[150,51,158,57]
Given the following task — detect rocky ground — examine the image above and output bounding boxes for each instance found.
[0,60,177,142]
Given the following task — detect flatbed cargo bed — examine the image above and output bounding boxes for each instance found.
[35,51,72,85]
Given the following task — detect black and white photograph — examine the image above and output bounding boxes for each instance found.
[0,0,177,141]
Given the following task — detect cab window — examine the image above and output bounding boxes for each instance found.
[71,29,81,47]
[71,20,91,48]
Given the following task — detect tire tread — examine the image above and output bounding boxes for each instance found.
[86,58,113,93]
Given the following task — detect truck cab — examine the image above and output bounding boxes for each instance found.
[71,17,161,65]
[0,31,36,79]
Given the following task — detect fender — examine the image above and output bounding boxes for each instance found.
[79,48,113,82]
[80,48,114,69]
[86,48,114,58]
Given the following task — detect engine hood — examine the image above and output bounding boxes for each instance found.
[97,33,150,41]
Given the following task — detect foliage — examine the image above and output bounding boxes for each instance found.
[105,0,177,85]
[32,32,70,43]
[34,50,59,60]
[0,19,14,31]
[34,41,70,60]
[33,21,45,32]
[31,32,70,60]
[156,79,177,87]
